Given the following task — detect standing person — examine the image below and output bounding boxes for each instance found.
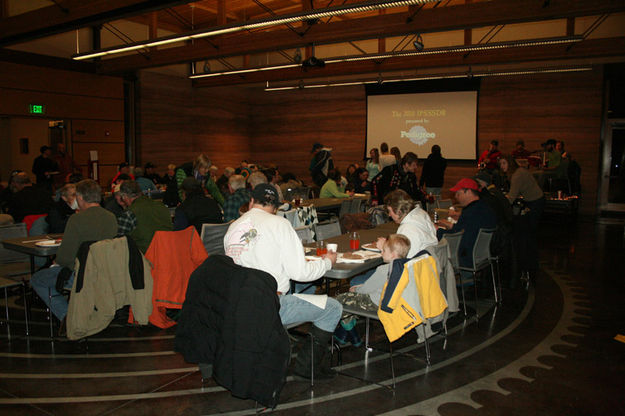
[390,147,402,166]
[499,155,545,283]
[224,184,341,380]
[378,142,396,170]
[53,143,81,189]
[30,179,117,326]
[371,152,424,206]
[175,154,224,206]
[117,180,173,253]
[309,143,334,187]
[420,144,447,196]
[366,148,381,181]
[174,178,223,233]
[478,140,502,171]
[32,145,59,191]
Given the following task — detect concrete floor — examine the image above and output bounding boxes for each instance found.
[0,219,624,415]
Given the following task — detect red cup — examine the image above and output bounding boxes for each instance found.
[316,240,327,256]
[349,232,360,250]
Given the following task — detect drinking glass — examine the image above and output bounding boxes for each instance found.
[349,232,360,250]
[316,240,327,256]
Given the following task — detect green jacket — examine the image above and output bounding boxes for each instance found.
[128,196,173,253]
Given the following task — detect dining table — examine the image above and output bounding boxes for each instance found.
[1,234,63,274]
[302,221,399,293]
[302,194,369,212]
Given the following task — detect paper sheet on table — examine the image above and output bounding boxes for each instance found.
[292,294,327,309]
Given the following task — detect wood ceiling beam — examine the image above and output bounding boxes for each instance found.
[0,0,195,47]
[192,37,625,87]
[97,0,625,74]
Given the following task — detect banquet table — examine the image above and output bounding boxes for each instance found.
[1,234,62,274]
[302,194,369,212]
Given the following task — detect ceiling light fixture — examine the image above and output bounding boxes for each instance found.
[263,66,593,91]
[190,36,583,80]
[73,0,437,61]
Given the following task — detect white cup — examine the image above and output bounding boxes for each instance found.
[326,243,338,253]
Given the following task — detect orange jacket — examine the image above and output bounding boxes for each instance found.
[144,226,208,328]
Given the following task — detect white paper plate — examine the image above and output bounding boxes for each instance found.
[36,240,61,247]
[361,243,381,253]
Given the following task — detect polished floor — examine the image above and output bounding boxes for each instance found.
[1,219,624,416]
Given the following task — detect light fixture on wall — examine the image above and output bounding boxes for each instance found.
[413,34,424,51]
[72,0,438,61]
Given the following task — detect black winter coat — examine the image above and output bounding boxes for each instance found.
[175,255,290,408]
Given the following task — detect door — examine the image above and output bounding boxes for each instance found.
[600,120,625,211]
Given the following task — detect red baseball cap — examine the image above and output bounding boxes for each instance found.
[450,178,479,192]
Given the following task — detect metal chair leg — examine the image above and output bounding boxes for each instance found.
[3,287,10,341]
[22,281,29,336]
[472,271,479,323]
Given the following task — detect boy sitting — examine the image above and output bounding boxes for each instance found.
[335,234,411,344]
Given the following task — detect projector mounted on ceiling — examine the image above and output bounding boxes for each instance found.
[302,56,326,70]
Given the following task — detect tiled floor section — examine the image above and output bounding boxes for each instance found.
[0,220,624,415]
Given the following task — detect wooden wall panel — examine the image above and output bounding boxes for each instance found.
[248,86,367,179]
[478,68,603,215]
[71,119,124,142]
[137,71,251,177]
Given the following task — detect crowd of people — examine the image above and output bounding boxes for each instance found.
[0,136,578,386]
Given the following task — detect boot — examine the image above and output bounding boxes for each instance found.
[333,324,348,345]
[293,326,336,381]
[341,317,362,347]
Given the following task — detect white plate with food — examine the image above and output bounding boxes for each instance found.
[361,243,381,253]
[35,239,62,247]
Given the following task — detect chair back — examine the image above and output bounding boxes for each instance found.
[0,223,29,263]
[313,221,341,241]
[441,230,464,272]
[338,199,351,217]
[436,199,453,209]
[294,225,314,243]
[473,228,495,268]
[200,221,233,255]
[350,198,362,214]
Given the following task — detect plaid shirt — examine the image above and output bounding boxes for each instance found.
[223,188,251,222]
[117,209,137,236]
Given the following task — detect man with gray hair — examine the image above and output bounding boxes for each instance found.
[31,179,118,328]
[222,174,251,222]
[246,171,267,189]
[7,172,53,223]
[117,180,172,252]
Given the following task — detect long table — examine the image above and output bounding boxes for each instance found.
[305,222,398,282]
[302,194,369,212]
[1,234,62,274]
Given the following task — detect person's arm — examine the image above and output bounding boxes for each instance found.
[506,171,521,201]
[281,223,334,283]
[355,263,389,295]
[117,210,137,236]
[175,168,186,199]
[55,215,80,268]
[327,180,350,198]
[205,178,225,205]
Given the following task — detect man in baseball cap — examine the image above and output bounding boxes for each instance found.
[224,183,341,381]
[436,178,497,269]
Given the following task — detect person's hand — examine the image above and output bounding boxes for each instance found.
[349,285,362,293]
[448,210,460,220]
[436,219,452,230]
[375,237,386,251]
[323,251,337,265]
[347,191,355,197]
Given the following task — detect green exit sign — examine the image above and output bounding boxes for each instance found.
[29,104,45,114]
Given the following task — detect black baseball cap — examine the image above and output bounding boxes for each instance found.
[251,183,281,207]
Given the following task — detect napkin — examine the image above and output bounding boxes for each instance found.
[337,250,382,263]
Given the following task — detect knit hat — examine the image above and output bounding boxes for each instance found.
[450,178,479,192]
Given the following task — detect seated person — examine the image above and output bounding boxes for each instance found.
[144,162,162,184]
[134,167,157,193]
[320,168,353,198]
[216,167,235,197]
[222,175,250,222]
[110,162,134,191]
[436,178,497,270]
[103,174,130,219]
[7,172,53,223]
[46,183,77,233]
[174,177,223,233]
[335,234,410,344]
[117,180,173,253]
[224,184,341,381]
[30,179,118,329]
[351,168,372,194]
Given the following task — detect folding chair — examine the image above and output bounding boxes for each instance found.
[200,221,233,255]
[312,220,341,241]
[436,199,453,209]
[294,225,314,244]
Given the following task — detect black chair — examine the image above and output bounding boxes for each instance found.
[200,221,233,255]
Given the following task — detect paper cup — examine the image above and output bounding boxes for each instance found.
[326,243,338,253]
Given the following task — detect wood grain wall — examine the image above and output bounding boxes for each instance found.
[137,71,251,175]
[137,68,604,215]
[0,61,124,186]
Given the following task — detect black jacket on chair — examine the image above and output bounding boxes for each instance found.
[175,255,290,408]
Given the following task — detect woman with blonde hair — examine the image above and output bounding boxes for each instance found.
[175,154,224,205]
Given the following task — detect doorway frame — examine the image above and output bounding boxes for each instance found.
[600,119,625,211]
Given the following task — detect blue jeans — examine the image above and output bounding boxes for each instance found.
[279,294,342,333]
[349,268,375,287]
[31,266,74,320]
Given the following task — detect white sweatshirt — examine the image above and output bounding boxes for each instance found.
[397,207,438,257]
[224,207,331,294]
